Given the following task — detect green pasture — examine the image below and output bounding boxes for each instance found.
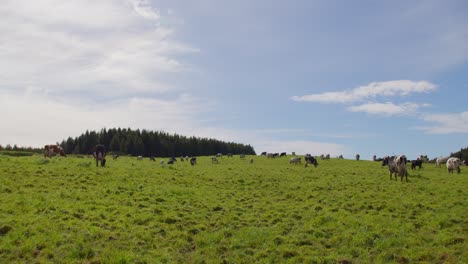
[0,155,466,263]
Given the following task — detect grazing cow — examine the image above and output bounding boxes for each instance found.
[167,160,174,165]
[211,157,219,164]
[250,158,254,164]
[92,144,106,167]
[44,145,66,158]
[150,156,156,161]
[338,155,344,159]
[355,154,360,161]
[261,152,267,156]
[267,153,274,159]
[190,157,197,166]
[227,153,233,157]
[113,154,120,160]
[137,156,143,160]
[411,159,423,170]
[216,153,222,158]
[289,157,301,165]
[446,157,461,174]
[240,154,245,159]
[436,156,449,168]
[304,154,318,168]
[280,152,287,157]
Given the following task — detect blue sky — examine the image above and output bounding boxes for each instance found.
[1,0,467,159]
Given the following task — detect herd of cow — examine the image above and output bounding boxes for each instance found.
[43,144,464,179]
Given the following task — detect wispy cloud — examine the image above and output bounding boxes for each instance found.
[418,112,468,134]
[348,102,431,116]
[0,0,197,98]
[129,0,160,20]
[291,80,437,103]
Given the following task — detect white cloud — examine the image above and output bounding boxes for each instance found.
[0,90,348,156]
[291,80,437,103]
[0,0,196,98]
[348,102,431,116]
[129,0,160,20]
[0,90,207,147]
[418,112,468,134]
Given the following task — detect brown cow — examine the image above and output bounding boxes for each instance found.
[44,145,66,158]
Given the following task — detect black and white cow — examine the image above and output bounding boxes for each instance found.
[355,154,360,161]
[280,152,287,157]
[190,157,197,166]
[93,144,106,167]
[383,155,408,181]
[304,154,318,168]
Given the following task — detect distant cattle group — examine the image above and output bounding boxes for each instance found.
[40,143,462,180]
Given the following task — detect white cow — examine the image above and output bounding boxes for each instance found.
[436,156,449,168]
[446,157,461,174]
[289,157,301,165]
[395,155,408,181]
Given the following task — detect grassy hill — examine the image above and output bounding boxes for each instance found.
[0,155,466,263]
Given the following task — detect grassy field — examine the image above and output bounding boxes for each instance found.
[0,154,466,263]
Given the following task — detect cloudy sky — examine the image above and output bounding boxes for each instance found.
[1,0,467,159]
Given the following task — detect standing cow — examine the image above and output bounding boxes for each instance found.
[355,154,360,161]
[446,157,461,174]
[411,158,423,170]
[92,145,106,167]
[383,155,408,181]
[436,156,449,168]
[44,145,66,158]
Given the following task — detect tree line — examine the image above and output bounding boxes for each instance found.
[54,128,256,157]
[450,147,468,161]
